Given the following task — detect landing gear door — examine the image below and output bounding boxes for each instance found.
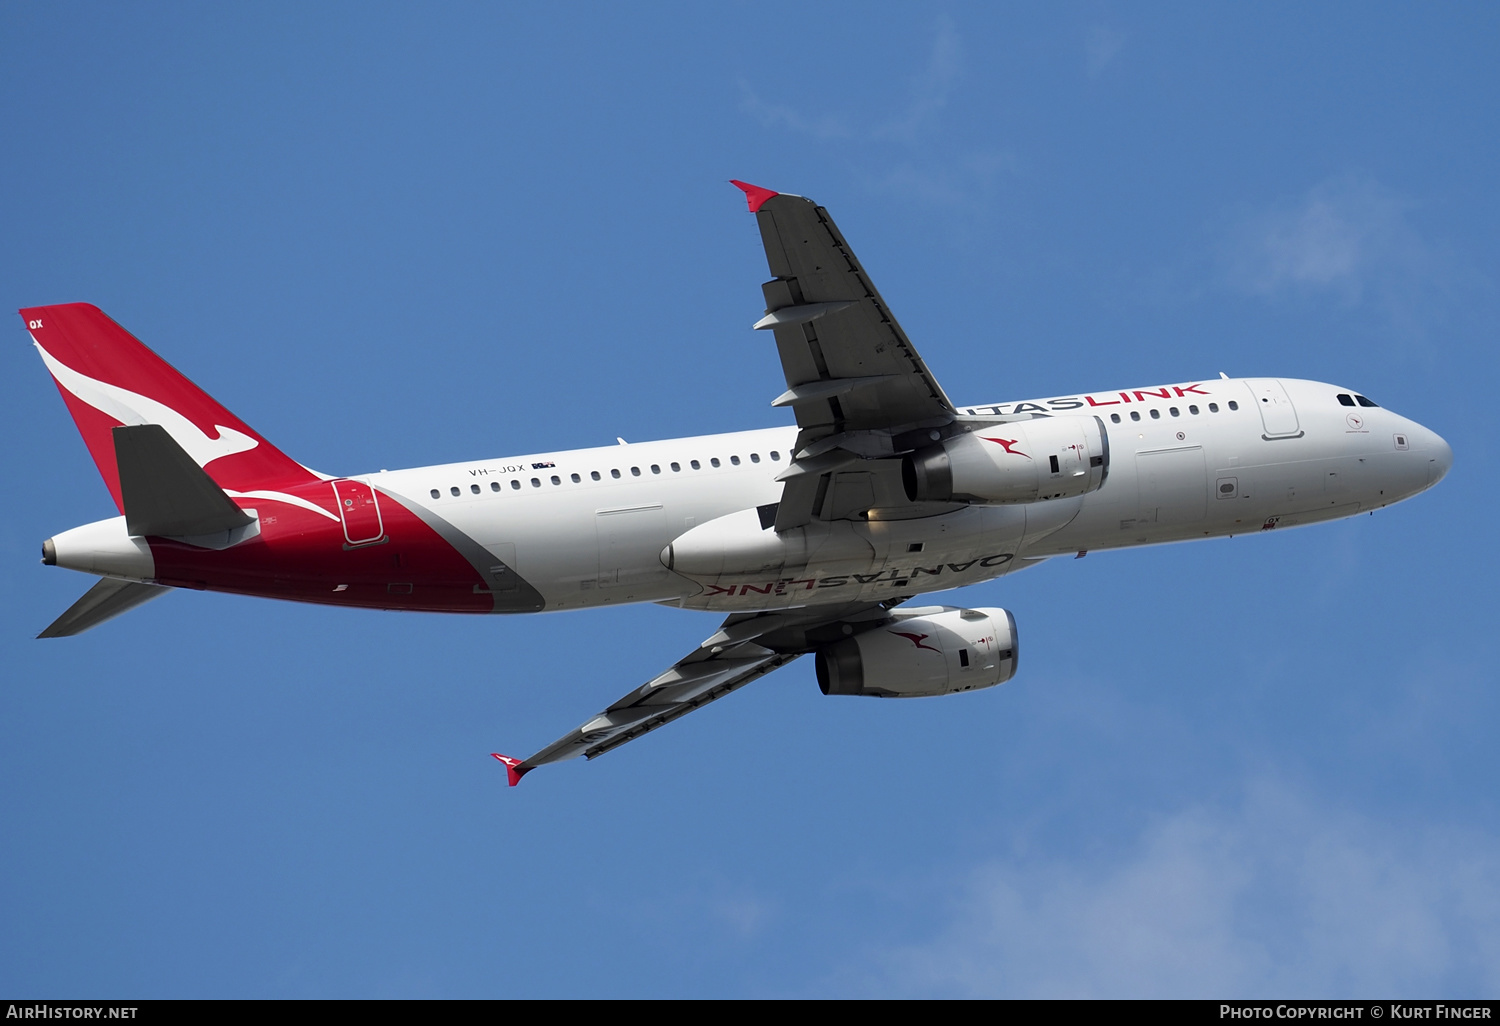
[333,479,385,546]
[1245,379,1302,439]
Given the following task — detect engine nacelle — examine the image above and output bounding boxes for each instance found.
[903,416,1109,504]
[815,606,1018,698]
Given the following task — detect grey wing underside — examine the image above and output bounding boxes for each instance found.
[743,187,965,531]
[499,602,898,782]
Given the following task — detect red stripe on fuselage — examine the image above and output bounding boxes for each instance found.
[147,483,493,613]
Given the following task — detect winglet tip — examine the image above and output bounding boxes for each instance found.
[730,180,779,213]
[491,753,531,787]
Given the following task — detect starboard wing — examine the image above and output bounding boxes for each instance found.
[732,182,963,530]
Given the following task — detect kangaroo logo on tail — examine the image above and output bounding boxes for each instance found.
[35,343,260,467]
[24,303,321,506]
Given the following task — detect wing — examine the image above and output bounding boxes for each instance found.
[493,602,897,784]
[732,182,962,530]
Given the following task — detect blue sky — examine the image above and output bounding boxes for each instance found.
[2,3,1496,997]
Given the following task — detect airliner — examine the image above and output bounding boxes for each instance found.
[24,181,1452,784]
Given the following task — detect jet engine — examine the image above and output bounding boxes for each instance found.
[903,416,1109,504]
[815,606,1018,698]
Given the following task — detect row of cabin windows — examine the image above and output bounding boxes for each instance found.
[429,450,783,500]
[1337,393,1380,408]
[1106,400,1236,424]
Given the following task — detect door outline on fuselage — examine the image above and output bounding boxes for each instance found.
[332,479,386,547]
[1245,379,1304,440]
[1135,445,1208,525]
[596,503,670,588]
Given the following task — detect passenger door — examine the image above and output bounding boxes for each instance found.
[1245,379,1302,439]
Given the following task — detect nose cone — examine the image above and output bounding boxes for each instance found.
[1428,429,1453,486]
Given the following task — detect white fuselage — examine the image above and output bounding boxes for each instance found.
[358,377,1451,615]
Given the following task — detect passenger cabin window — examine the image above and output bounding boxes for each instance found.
[1337,393,1356,407]
[631,466,641,477]
[730,455,741,466]
[471,484,481,494]
[551,475,560,485]
[430,489,440,499]
[531,478,540,488]
[770,451,781,461]
[750,453,761,463]
[1149,409,1161,420]
[1169,407,1180,417]
[691,460,701,470]
[1130,411,1141,422]
[1209,403,1219,413]
[611,469,621,479]
[1355,395,1379,408]
[650,464,660,474]
[670,462,680,472]
[511,480,521,490]
[450,486,460,497]
[1110,413,1121,423]
[1228,401,1239,410]
[491,481,501,491]
[571,473,581,483]
[591,471,601,481]
[1189,405,1199,415]
[711,458,721,468]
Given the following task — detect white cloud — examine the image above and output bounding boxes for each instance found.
[1086,25,1126,79]
[737,80,852,142]
[710,893,774,938]
[740,17,961,145]
[871,16,962,143]
[1223,177,1427,303]
[862,779,1500,997]
[862,150,1018,209]
[739,18,1012,212]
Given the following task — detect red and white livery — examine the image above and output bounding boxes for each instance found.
[25,182,1452,783]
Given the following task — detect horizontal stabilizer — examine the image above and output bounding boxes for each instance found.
[114,424,254,537]
[38,577,168,638]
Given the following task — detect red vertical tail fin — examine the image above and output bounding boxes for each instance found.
[22,304,320,511]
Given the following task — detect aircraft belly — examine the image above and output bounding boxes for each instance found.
[678,505,1027,612]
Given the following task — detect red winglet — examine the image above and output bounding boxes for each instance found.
[491,753,531,787]
[730,180,779,213]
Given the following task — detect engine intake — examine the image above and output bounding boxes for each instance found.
[904,416,1109,504]
[815,606,1018,698]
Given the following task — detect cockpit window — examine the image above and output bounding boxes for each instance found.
[1355,394,1379,408]
[1337,394,1356,407]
